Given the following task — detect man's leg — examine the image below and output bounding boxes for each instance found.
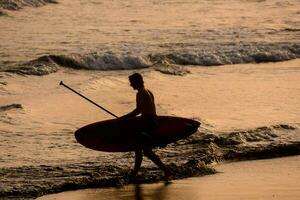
[143,148,172,180]
[131,149,143,176]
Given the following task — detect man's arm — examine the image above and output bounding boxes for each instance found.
[120,91,143,119]
[119,108,141,119]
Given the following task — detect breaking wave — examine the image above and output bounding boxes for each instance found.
[3,43,300,76]
[4,53,151,75]
[1,123,299,199]
[151,43,300,66]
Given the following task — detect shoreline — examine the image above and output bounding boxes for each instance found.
[38,156,300,200]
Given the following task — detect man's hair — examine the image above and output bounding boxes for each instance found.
[129,73,144,86]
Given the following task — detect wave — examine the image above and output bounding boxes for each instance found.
[49,53,152,70]
[0,0,58,11]
[4,56,59,75]
[3,43,300,76]
[0,104,22,112]
[4,53,152,75]
[1,123,299,199]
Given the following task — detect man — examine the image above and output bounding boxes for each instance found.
[120,73,172,180]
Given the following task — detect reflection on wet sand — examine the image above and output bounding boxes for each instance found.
[120,184,168,200]
[38,156,300,200]
[41,183,171,200]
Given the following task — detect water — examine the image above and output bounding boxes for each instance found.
[0,0,300,199]
[0,0,299,72]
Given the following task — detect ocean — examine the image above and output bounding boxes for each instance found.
[0,0,300,199]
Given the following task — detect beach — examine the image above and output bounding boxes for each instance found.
[0,0,300,199]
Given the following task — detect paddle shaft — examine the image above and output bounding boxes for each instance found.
[59,81,119,118]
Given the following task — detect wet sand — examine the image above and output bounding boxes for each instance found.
[38,156,300,200]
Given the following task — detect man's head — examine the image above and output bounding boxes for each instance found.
[129,73,144,90]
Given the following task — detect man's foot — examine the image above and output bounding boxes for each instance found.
[129,170,138,177]
[163,170,173,183]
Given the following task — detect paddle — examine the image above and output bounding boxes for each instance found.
[59,81,119,118]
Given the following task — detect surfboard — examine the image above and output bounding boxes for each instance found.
[75,116,200,152]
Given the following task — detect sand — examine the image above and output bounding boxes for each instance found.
[37,156,300,200]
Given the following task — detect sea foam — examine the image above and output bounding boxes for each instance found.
[3,43,299,76]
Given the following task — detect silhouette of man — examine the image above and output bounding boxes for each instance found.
[120,73,172,180]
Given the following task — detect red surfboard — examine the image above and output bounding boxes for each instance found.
[75,116,200,152]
